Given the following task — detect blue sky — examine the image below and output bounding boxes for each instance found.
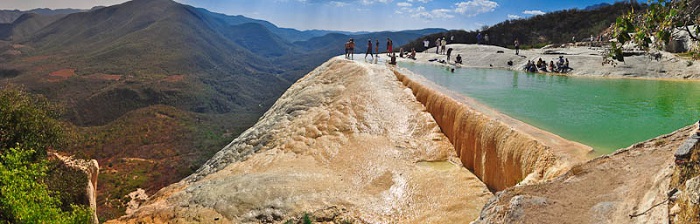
[2,0,624,32]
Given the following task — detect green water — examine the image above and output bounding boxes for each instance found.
[399,62,700,154]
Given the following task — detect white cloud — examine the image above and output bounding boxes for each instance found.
[507,14,521,19]
[329,1,348,7]
[431,8,454,19]
[407,0,431,2]
[360,0,393,5]
[454,0,499,17]
[408,6,454,20]
[397,2,412,7]
[523,10,546,15]
[395,5,419,14]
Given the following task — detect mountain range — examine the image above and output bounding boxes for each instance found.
[0,0,444,220]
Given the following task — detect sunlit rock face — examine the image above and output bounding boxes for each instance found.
[474,126,693,224]
[393,69,593,191]
[112,58,492,223]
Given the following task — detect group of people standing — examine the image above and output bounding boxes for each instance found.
[344,38,355,59]
[433,37,448,54]
[344,37,394,61]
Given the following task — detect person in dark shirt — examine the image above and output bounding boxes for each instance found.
[446,48,453,61]
[365,39,373,60]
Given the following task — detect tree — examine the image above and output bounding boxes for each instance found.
[609,0,700,62]
[0,147,91,224]
[0,86,65,159]
[0,86,91,223]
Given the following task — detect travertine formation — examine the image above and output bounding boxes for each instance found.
[112,54,690,223]
[52,153,100,224]
[112,58,492,223]
[474,126,694,224]
[393,68,593,191]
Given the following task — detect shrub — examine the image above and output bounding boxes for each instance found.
[0,86,65,159]
[0,147,92,223]
[0,86,92,223]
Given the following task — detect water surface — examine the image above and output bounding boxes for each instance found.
[399,61,700,153]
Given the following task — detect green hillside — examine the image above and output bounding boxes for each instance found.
[401,2,644,51]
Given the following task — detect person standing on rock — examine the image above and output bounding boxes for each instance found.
[435,37,441,54]
[441,38,447,55]
[514,38,520,55]
[423,39,430,53]
[375,39,380,58]
[386,38,393,56]
[365,39,373,60]
[345,40,350,59]
[446,48,453,62]
[348,38,355,60]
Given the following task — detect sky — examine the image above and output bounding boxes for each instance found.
[1,0,624,32]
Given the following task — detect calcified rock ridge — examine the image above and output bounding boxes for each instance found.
[474,126,695,224]
[113,58,493,223]
[392,68,594,191]
[52,153,99,224]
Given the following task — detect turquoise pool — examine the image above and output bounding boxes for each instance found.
[399,62,700,153]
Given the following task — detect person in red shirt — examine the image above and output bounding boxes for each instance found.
[386,38,393,56]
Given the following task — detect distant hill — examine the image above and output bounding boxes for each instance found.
[0,8,87,41]
[199,9,326,42]
[401,2,644,51]
[20,0,291,124]
[225,22,300,57]
[0,13,66,41]
[0,10,24,23]
[0,8,83,23]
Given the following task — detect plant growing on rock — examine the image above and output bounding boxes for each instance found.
[609,0,700,62]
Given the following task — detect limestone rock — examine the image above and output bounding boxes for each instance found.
[52,153,100,224]
[125,188,149,216]
[685,176,700,205]
[112,58,493,223]
[474,125,694,224]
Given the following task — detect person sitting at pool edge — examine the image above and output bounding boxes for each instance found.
[455,54,462,64]
[408,48,416,60]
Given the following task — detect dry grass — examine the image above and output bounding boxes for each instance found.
[669,143,700,224]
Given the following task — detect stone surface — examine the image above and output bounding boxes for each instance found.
[410,44,700,80]
[674,137,699,159]
[474,126,695,224]
[125,188,149,216]
[52,153,100,224]
[686,176,700,205]
[111,58,493,223]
